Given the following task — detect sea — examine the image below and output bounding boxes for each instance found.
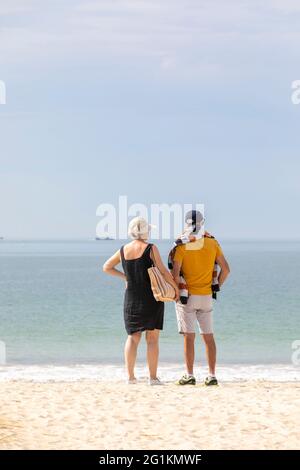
[0,239,299,382]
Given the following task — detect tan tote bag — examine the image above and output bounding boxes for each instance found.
[148,246,176,302]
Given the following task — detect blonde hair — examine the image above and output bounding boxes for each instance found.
[128,217,151,240]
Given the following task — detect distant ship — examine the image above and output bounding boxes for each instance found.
[95,236,115,241]
[0,237,4,240]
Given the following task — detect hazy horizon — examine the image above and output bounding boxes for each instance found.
[1,237,300,242]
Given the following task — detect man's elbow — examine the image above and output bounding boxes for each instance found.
[225,264,230,275]
[220,263,230,276]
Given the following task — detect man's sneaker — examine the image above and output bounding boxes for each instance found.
[176,374,196,385]
[149,378,164,386]
[204,376,218,386]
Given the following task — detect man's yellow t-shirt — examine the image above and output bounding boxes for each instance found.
[173,238,223,295]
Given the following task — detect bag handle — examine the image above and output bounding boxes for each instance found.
[149,244,156,268]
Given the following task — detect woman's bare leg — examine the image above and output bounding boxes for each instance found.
[146,329,160,380]
[124,332,141,380]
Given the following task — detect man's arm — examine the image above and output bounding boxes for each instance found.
[216,254,230,287]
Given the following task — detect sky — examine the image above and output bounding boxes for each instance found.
[0,0,300,240]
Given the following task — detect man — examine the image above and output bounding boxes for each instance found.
[171,210,230,386]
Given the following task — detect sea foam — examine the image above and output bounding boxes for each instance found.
[0,363,299,383]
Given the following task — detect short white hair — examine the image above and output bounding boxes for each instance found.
[128,217,152,240]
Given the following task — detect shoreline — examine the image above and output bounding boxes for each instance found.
[0,363,299,383]
[0,380,299,450]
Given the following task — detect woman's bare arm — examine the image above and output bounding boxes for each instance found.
[103,250,126,281]
[151,245,180,300]
[172,260,182,287]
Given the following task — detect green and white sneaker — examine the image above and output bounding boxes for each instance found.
[176,374,196,385]
[204,376,218,386]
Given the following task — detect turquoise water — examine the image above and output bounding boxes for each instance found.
[0,240,299,367]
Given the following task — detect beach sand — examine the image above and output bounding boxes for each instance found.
[0,380,299,450]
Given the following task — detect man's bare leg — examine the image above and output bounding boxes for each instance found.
[202,333,216,376]
[184,333,196,375]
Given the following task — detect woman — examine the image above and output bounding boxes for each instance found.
[103,217,179,385]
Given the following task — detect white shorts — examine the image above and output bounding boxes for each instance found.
[175,295,213,334]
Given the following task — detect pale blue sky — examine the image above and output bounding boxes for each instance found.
[0,0,300,239]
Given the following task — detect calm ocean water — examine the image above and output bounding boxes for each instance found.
[0,239,299,381]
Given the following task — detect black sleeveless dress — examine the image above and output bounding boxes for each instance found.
[120,243,164,335]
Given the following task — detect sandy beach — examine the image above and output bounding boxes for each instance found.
[0,380,299,450]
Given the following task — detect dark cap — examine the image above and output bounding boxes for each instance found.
[185,210,204,226]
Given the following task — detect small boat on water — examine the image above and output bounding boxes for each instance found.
[95,236,114,241]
